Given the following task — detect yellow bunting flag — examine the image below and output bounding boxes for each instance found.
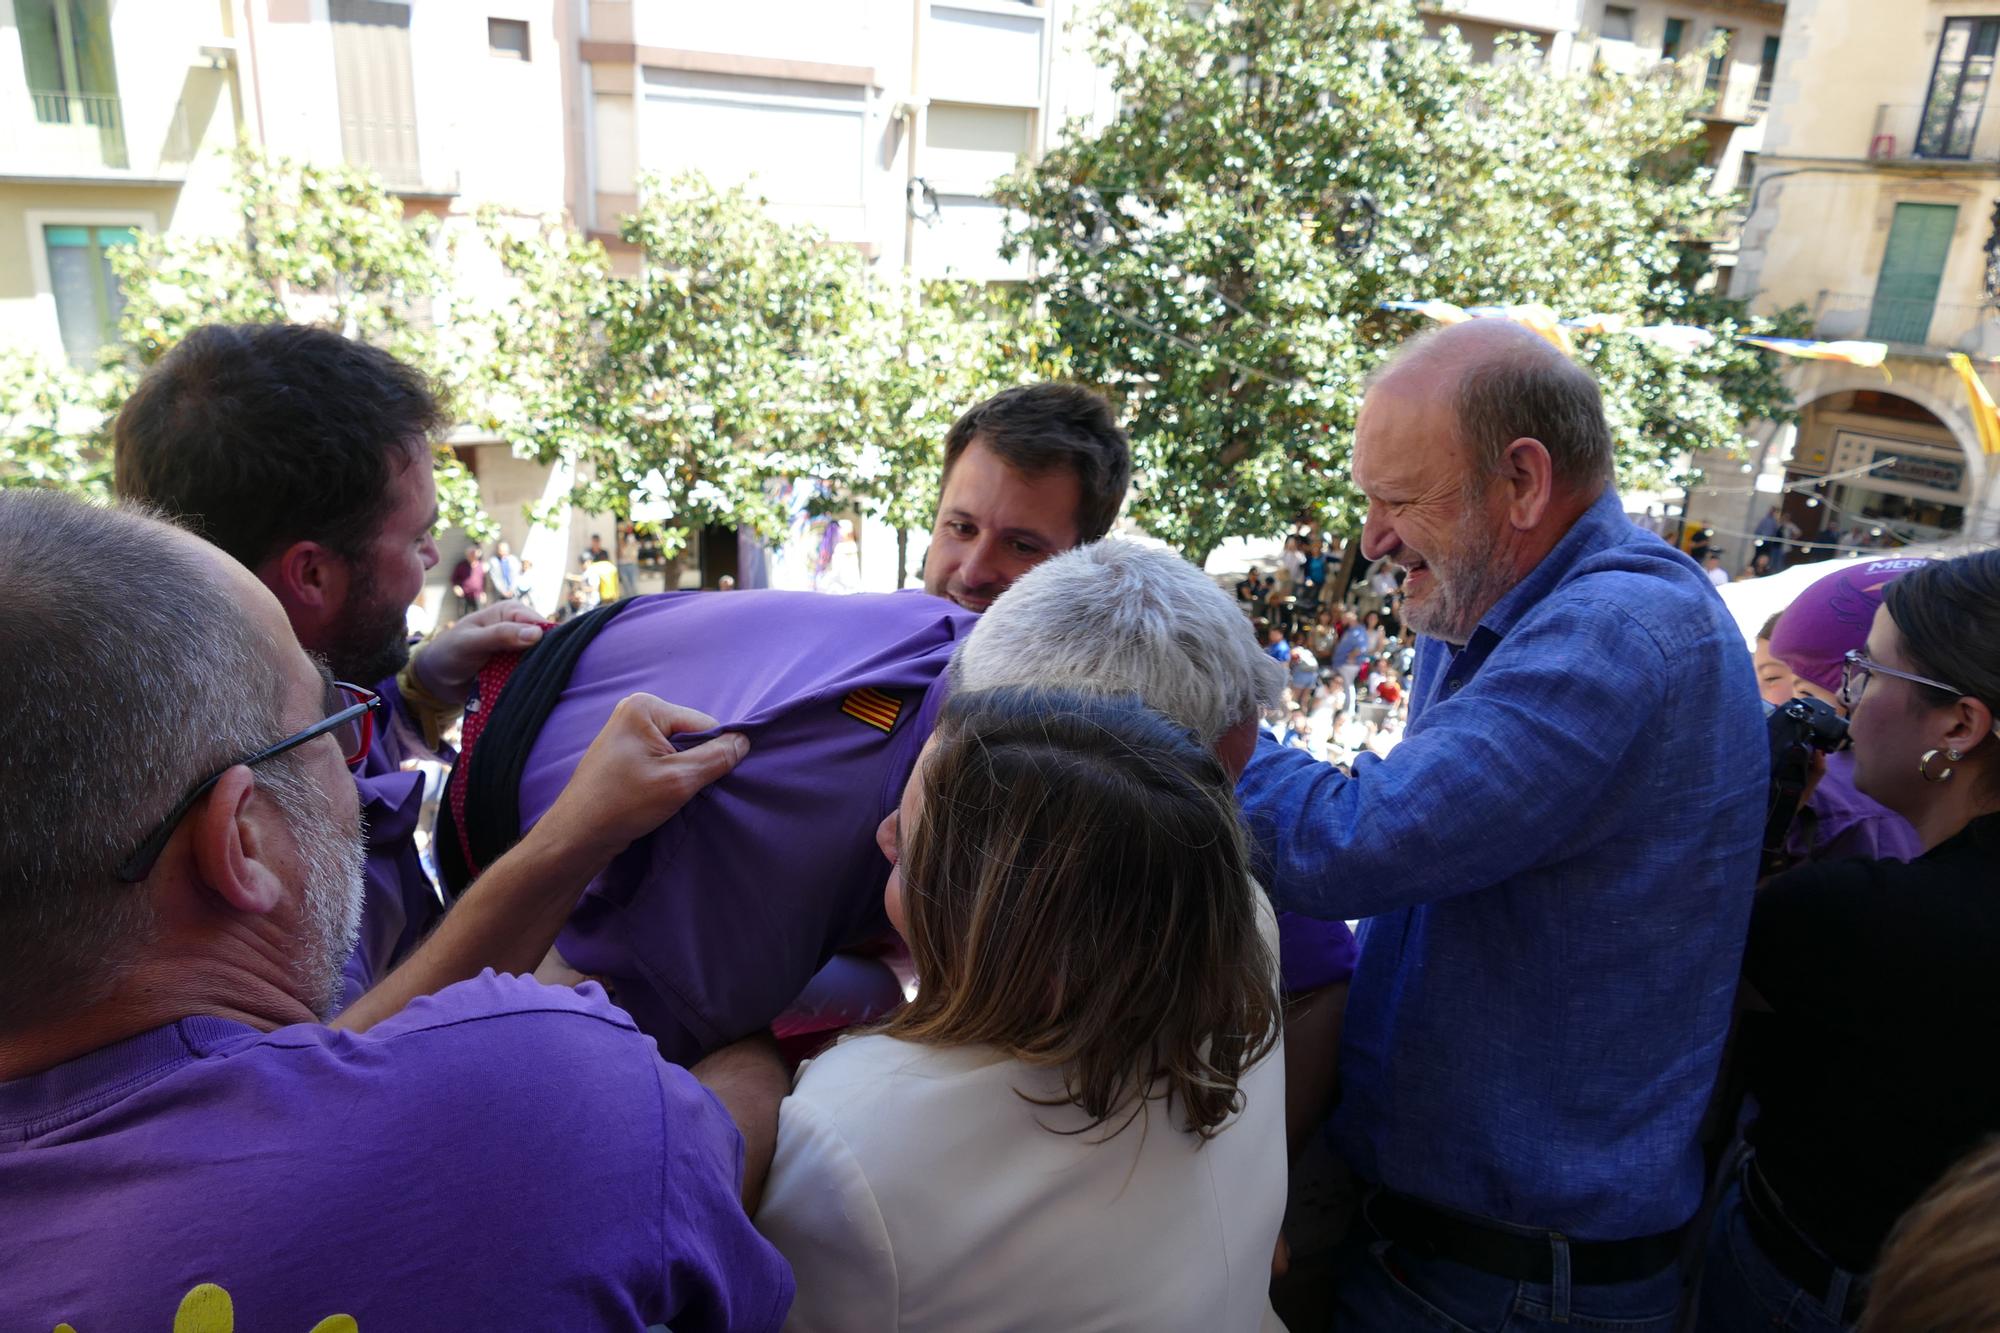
[1948,352,2000,455]
[1738,336,1890,369]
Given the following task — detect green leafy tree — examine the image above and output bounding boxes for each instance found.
[804,280,1066,586]
[0,353,118,490]
[471,173,872,587]
[999,0,1801,566]
[104,145,490,536]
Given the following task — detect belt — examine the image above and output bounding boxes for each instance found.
[1366,1189,1684,1287]
[1740,1160,1869,1324]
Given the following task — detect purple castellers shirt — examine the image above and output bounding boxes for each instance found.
[0,972,792,1332]
[516,589,1354,1059]
[1276,909,1359,993]
[530,591,976,1064]
[1785,748,1923,865]
[336,676,448,1013]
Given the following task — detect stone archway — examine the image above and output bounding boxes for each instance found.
[1786,361,1997,545]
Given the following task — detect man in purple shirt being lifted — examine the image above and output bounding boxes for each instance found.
[440,384,1138,1065]
[0,492,791,1332]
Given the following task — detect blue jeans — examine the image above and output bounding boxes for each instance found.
[1330,1235,1684,1331]
[1694,1180,1858,1332]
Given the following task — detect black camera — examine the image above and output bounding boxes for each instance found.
[1762,696,1850,875]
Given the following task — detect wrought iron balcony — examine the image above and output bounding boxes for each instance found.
[13,89,196,177]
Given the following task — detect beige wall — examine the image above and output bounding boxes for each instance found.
[0,0,242,359]
[243,1,573,213]
[1737,0,2000,317]
[1756,2,1961,163]
[580,0,1116,281]
[1730,0,2000,542]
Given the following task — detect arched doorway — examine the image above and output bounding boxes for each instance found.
[1780,389,1978,562]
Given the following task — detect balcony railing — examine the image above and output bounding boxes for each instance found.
[15,89,197,176]
[28,89,128,169]
[1813,290,2000,352]
[1696,74,1759,124]
[1868,103,2000,165]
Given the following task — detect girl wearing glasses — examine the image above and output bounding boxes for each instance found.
[754,687,1288,1332]
[1699,551,2000,1333]
[1764,558,1927,866]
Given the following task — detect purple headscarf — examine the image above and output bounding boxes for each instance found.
[1770,557,1930,692]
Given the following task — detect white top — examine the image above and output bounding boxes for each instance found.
[756,905,1289,1333]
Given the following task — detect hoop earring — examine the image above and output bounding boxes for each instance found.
[1920,749,1958,783]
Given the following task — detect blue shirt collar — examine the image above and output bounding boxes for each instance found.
[1472,487,1631,645]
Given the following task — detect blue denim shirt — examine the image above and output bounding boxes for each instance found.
[1238,489,1767,1238]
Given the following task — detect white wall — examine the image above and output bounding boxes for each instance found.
[0,0,242,357]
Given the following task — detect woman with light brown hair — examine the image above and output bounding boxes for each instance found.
[755,687,1288,1332]
[1861,1136,2000,1332]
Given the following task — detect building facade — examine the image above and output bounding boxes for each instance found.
[578,0,1112,282]
[1,0,585,364]
[1425,0,1784,276]
[1706,0,2000,559]
[2,1,1111,595]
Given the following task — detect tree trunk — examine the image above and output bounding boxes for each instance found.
[896,528,910,589]
[658,554,686,593]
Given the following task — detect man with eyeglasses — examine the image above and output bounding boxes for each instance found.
[0,492,792,1330]
[112,325,550,1015]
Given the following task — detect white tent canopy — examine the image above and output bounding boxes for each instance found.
[1715,546,1966,650]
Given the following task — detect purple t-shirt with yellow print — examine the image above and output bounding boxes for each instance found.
[0,972,790,1332]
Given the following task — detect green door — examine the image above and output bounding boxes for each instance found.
[1869,203,1957,343]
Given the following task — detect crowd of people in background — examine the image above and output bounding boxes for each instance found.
[3,318,1998,1333]
[436,526,668,629]
[1667,501,1921,591]
[1238,541,1410,764]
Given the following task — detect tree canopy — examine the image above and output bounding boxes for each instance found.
[998,0,1804,564]
[0,146,487,531]
[802,279,1067,585]
[469,174,1060,585]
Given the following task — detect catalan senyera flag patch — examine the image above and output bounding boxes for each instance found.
[841,686,903,734]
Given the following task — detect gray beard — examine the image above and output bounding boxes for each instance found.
[1400,512,1514,648]
[256,761,367,1020]
[297,797,366,1021]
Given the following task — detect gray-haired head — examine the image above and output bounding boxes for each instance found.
[0,491,350,1030]
[1373,318,1614,495]
[949,538,1284,746]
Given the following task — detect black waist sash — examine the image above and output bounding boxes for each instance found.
[436,598,636,900]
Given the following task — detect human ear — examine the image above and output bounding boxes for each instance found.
[188,766,292,916]
[267,540,349,617]
[1939,696,1998,762]
[1500,437,1555,531]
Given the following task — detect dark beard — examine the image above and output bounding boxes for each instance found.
[326,558,415,685]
